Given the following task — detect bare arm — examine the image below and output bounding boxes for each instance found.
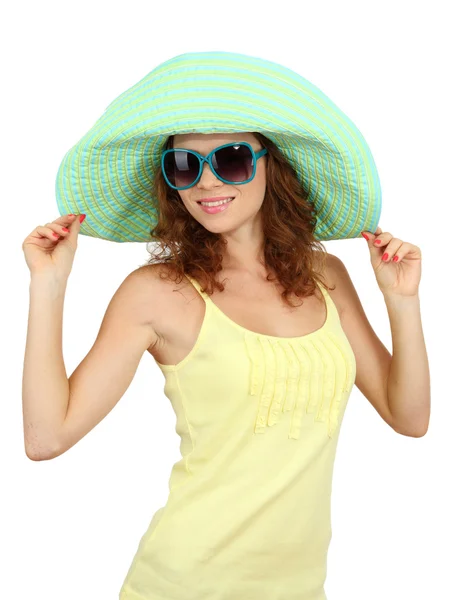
[22,267,160,460]
[22,274,70,459]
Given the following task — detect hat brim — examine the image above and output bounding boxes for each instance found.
[55,51,381,243]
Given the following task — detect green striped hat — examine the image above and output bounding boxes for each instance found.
[55,50,381,243]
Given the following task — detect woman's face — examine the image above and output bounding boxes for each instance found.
[171,132,267,236]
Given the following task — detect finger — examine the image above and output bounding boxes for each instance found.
[66,212,84,241]
[44,221,75,237]
[381,240,403,262]
[372,232,392,248]
[54,214,77,225]
[35,225,63,242]
[362,227,382,241]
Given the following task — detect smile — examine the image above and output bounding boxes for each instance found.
[197,198,234,214]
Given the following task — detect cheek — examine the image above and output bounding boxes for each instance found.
[251,175,267,200]
[254,168,267,191]
[177,194,191,209]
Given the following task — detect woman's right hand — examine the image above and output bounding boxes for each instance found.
[22,214,86,281]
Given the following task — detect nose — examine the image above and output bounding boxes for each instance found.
[197,162,222,187]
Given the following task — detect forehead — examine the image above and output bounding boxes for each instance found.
[172,132,258,151]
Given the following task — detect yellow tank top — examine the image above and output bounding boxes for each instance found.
[119,274,356,600]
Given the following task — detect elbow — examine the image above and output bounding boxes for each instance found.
[389,405,430,439]
[409,427,429,438]
[25,441,63,461]
[395,429,428,438]
[25,450,50,461]
[393,422,429,438]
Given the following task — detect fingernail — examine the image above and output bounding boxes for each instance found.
[375,239,382,244]
[382,253,389,261]
[361,233,369,241]
[79,214,86,223]
[393,256,399,262]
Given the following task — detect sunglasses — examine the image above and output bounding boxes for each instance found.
[161,141,268,191]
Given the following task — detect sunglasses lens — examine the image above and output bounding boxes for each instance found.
[213,144,254,182]
[163,150,200,188]
[163,144,254,189]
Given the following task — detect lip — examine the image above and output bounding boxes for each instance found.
[197,197,234,214]
[195,196,235,203]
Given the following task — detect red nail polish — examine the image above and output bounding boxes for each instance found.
[79,214,86,223]
[393,256,399,262]
[361,233,369,240]
[382,253,389,261]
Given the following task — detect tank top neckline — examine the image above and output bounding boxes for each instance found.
[184,273,333,342]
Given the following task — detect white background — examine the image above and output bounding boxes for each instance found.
[2,0,462,598]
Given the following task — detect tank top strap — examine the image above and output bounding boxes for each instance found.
[315,278,340,327]
[184,273,212,302]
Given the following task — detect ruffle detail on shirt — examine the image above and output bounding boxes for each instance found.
[244,331,356,440]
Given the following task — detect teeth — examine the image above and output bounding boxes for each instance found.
[199,198,233,207]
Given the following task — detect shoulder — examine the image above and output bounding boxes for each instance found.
[325,251,345,280]
[123,263,184,309]
[110,265,164,329]
[130,263,193,297]
[324,251,375,323]
[126,263,180,290]
[324,252,357,313]
[124,263,193,339]
[320,252,346,318]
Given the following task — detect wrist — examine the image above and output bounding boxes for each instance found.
[30,273,68,293]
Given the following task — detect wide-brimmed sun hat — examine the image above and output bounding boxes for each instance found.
[55,50,381,243]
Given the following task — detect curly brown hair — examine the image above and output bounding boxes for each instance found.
[146,132,335,308]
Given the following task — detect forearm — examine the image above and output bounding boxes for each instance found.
[384,293,430,436]
[22,275,70,459]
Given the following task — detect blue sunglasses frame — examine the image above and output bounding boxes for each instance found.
[161,141,268,191]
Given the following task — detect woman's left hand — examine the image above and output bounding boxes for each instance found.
[361,227,422,297]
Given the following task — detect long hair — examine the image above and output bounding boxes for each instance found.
[146,132,335,308]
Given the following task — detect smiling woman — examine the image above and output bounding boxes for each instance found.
[46,50,386,600]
